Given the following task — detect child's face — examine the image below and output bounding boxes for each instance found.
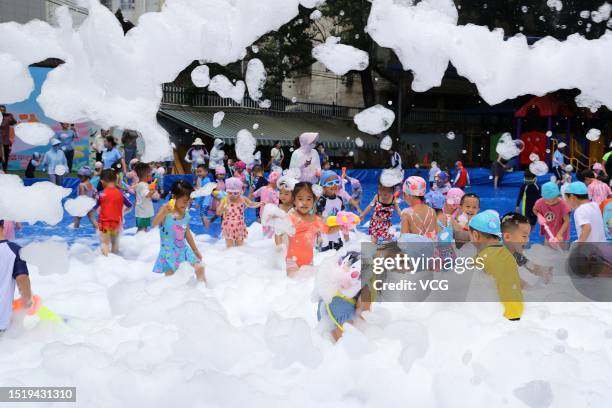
[378,186,393,200]
[216,173,225,180]
[461,197,480,217]
[565,195,578,209]
[227,191,241,201]
[279,188,293,205]
[294,190,314,215]
[174,196,191,212]
[196,168,207,178]
[323,184,338,196]
[503,223,531,251]
[445,202,459,212]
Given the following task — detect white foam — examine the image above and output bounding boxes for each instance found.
[353,105,395,135]
[64,195,96,217]
[312,36,369,76]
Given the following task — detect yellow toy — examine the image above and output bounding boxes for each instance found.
[326,211,361,227]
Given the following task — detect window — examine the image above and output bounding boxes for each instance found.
[121,0,135,10]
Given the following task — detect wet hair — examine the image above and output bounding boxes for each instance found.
[171,180,195,199]
[292,182,316,201]
[100,169,117,183]
[105,135,117,147]
[461,193,480,206]
[196,164,208,171]
[134,162,151,180]
[501,212,530,233]
[581,169,596,179]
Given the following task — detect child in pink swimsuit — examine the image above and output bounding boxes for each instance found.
[217,177,262,247]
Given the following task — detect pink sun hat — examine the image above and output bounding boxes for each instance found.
[446,188,465,205]
[225,177,243,193]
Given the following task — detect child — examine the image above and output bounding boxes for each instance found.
[428,161,441,188]
[277,177,295,213]
[0,219,32,333]
[532,181,571,244]
[233,160,247,185]
[317,171,349,251]
[565,181,606,242]
[134,162,157,232]
[426,190,456,261]
[360,181,401,244]
[25,152,41,179]
[453,161,470,189]
[582,169,611,205]
[283,182,337,276]
[454,192,480,246]
[91,161,102,189]
[432,171,451,195]
[501,212,552,284]
[468,210,523,321]
[445,188,464,219]
[347,177,363,212]
[194,164,213,228]
[208,165,227,224]
[253,171,281,237]
[217,177,262,247]
[153,164,166,197]
[152,181,205,281]
[97,169,133,256]
[73,166,98,229]
[184,138,209,176]
[41,138,68,186]
[560,165,573,196]
[400,176,438,240]
[250,165,268,219]
[516,170,540,226]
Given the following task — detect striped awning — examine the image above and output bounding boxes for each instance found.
[158,105,379,149]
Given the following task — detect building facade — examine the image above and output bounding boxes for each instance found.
[0,0,88,26]
[100,0,163,23]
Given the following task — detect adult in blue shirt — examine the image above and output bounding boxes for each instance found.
[102,135,126,171]
[56,122,77,173]
[552,143,566,184]
[41,138,68,186]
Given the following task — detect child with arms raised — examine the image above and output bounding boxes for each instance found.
[152,181,205,281]
[217,177,262,247]
[360,180,401,244]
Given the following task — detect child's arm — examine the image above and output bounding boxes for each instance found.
[557,214,570,241]
[400,210,410,234]
[185,227,202,261]
[360,196,376,219]
[577,223,591,242]
[78,183,85,196]
[244,197,263,208]
[152,202,171,227]
[15,274,32,307]
[393,197,402,215]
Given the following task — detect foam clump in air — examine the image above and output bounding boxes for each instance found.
[209,75,246,104]
[190,65,210,88]
[0,174,70,225]
[496,132,524,160]
[355,137,364,147]
[529,161,549,176]
[367,0,612,109]
[191,182,217,199]
[0,53,34,104]
[353,104,395,135]
[245,59,267,102]
[213,111,225,128]
[380,168,404,187]
[586,128,601,141]
[235,129,257,165]
[64,196,96,217]
[14,122,55,146]
[380,135,393,151]
[312,36,369,76]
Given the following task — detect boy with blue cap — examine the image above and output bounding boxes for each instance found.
[469,210,523,321]
[533,181,571,245]
[565,181,606,242]
[317,170,348,251]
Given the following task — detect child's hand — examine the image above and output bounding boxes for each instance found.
[194,250,203,261]
[555,232,564,241]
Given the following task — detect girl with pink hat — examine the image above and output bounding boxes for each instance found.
[253,171,282,238]
[216,177,263,247]
[208,166,227,223]
[400,176,438,241]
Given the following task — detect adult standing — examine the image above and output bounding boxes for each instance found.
[491,154,509,189]
[0,105,17,172]
[56,123,77,173]
[317,143,329,166]
[92,128,110,163]
[102,135,126,171]
[552,143,566,183]
[184,138,209,175]
[268,140,284,170]
[121,129,140,164]
[41,139,68,186]
[289,132,321,183]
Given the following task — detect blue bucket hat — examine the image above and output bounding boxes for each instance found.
[468,210,502,237]
[77,166,92,177]
[541,181,561,200]
[566,181,588,195]
[425,190,445,210]
[320,170,340,186]
[437,172,449,182]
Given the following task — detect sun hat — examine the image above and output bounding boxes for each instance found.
[437,172,449,182]
[468,210,502,237]
[446,188,465,205]
[225,177,243,193]
[235,161,246,170]
[593,162,603,171]
[278,175,298,191]
[50,138,61,146]
[267,171,281,185]
[192,138,205,146]
[77,166,92,177]
[565,181,588,195]
[299,132,319,150]
[541,181,561,200]
[402,176,427,196]
[425,190,445,210]
[215,165,226,175]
